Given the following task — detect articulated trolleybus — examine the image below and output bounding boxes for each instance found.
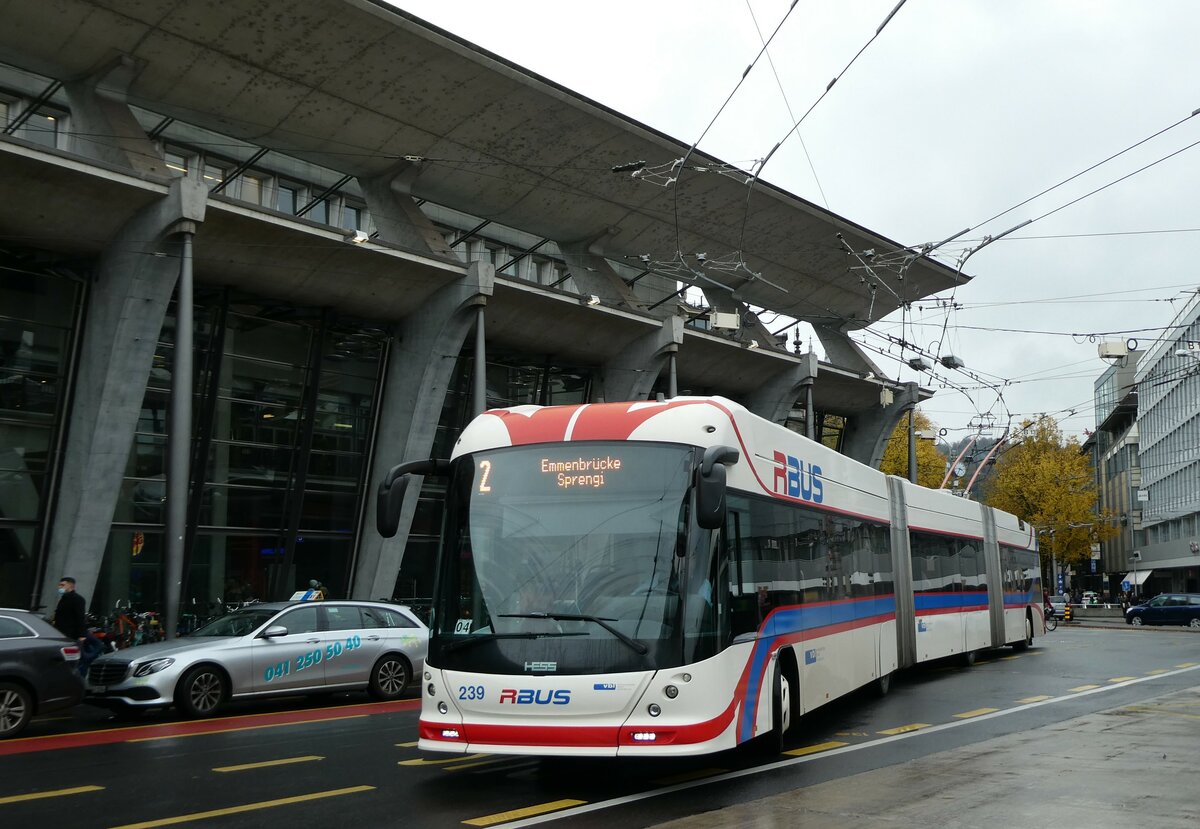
[376,397,1041,757]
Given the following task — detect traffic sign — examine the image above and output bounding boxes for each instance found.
[1122,580,1131,592]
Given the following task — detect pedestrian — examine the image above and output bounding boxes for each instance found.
[53,576,101,677]
[308,579,328,601]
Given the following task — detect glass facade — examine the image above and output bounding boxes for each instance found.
[0,259,84,608]
[395,344,595,602]
[94,289,388,612]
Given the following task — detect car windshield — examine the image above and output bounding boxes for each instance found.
[190,609,276,637]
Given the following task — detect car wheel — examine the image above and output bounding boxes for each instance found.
[368,654,411,700]
[0,682,33,739]
[1189,618,1200,629]
[175,665,228,718]
[1130,616,1144,626]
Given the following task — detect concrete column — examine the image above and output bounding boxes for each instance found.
[356,162,460,262]
[813,324,884,378]
[744,352,819,425]
[352,262,494,600]
[557,237,659,314]
[841,381,920,471]
[40,178,207,611]
[62,55,166,176]
[598,317,683,403]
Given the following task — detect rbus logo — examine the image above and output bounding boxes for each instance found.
[772,451,823,503]
[498,689,571,705]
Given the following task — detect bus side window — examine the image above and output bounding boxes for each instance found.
[723,507,759,640]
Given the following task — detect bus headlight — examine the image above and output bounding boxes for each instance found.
[664,684,679,699]
[648,703,661,717]
[438,701,448,715]
[427,683,437,696]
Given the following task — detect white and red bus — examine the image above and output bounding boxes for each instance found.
[377,397,1041,757]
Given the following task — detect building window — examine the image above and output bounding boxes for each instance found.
[340,203,362,231]
[203,161,227,190]
[276,183,299,215]
[236,173,266,206]
[164,150,189,177]
[23,109,62,150]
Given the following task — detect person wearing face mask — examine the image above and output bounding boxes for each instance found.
[53,577,99,676]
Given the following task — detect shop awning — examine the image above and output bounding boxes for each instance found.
[1122,570,1153,586]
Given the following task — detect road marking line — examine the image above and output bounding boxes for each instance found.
[399,753,490,766]
[953,708,999,719]
[1146,669,1169,675]
[213,756,323,773]
[650,768,727,785]
[1176,663,1198,668]
[463,800,587,827]
[784,741,848,756]
[1108,676,1137,683]
[128,714,367,742]
[877,723,930,735]
[1017,695,1053,703]
[0,785,103,805]
[395,741,419,747]
[107,785,374,829]
[998,655,1020,661]
[1069,684,1101,692]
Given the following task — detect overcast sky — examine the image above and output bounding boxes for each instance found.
[390,0,1200,441]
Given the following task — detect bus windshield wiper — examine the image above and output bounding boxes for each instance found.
[499,612,649,655]
[443,631,588,652]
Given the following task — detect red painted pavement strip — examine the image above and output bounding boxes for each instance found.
[0,699,419,757]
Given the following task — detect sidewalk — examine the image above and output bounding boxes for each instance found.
[651,683,1200,829]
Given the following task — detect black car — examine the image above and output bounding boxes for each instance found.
[0,608,85,738]
[1124,593,1200,628]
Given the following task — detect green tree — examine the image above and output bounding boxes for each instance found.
[879,409,948,489]
[981,417,1115,571]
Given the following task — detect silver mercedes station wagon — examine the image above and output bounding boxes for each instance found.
[86,601,427,717]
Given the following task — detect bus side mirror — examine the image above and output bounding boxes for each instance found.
[377,459,448,537]
[695,445,739,530]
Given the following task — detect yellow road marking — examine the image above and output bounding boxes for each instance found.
[784,741,848,757]
[463,800,586,827]
[107,786,374,829]
[128,715,367,742]
[1176,662,1198,668]
[651,768,727,785]
[0,785,103,805]
[213,756,323,773]
[998,655,1020,661]
[1108,676,1136,683]
[1017,695,1052,703]
[399,753,489,766]
[395,741,419,747]
[1069,684,1100,692]
[1146,669,1169,675]
[953,708,999,719]
[877,723,930,735]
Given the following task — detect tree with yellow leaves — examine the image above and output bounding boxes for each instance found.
[981,417,1115,572]
[879,409,949,489]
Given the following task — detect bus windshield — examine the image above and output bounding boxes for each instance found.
[432,442,698,672]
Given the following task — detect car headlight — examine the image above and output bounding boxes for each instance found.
[133,657,176,677]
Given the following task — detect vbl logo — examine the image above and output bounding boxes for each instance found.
[772,451,823,503]
[499,689,571,705]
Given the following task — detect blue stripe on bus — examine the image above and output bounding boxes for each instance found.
[738,596,897,743]
[913,591,990,612]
